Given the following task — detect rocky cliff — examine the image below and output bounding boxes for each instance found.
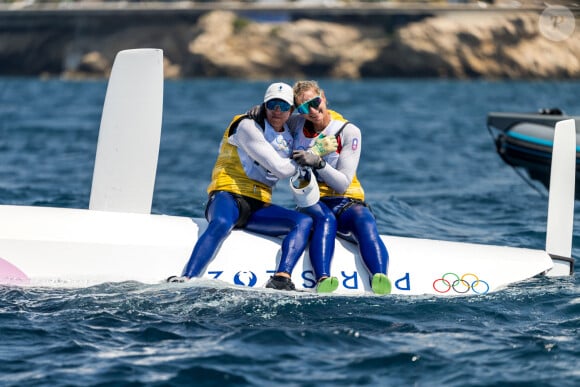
[1,9,578,79]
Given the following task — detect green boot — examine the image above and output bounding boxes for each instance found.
[371,273,392,295]
[316,276,339,293]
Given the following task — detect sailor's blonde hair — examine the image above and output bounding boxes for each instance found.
[293,80,323,104]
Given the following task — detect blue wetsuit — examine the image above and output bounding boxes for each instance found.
[182,191,312,277]
[322,197,388,275]
[298,201,337,280]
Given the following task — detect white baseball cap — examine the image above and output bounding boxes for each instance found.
[289,168,320,208]
[264,82,294,106]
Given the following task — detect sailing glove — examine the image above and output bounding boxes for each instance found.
[311,134,338,156]
[292,150,325,169]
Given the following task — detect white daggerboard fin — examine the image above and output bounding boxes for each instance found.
[89,48,164,214]
[545,119,576,276]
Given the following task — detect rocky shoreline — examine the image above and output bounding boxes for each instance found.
[0,5,578,79]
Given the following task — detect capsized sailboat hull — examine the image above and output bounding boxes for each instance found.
[0,204,554,296]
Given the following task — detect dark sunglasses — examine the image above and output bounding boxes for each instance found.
[296,96,322,114]
[265,99,292,112]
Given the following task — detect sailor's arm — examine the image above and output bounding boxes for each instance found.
[233,119,297,179]
[316,123,361,193]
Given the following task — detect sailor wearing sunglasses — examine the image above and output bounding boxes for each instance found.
[170,83,312,292]
[290,80,392,295]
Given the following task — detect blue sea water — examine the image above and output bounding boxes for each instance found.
[0,78,579,386]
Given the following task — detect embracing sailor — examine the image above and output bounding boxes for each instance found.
[290,80,392,294]
[170,82,312,291]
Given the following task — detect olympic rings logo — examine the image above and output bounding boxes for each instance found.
[433,272,490,295]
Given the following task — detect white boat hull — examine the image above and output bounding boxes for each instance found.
[0,204,553,296]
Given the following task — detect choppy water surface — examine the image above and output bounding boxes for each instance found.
[0,78,579,386]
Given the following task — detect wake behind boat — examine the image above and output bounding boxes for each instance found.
[0,49,575,295]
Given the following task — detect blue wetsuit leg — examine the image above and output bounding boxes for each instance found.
[300,202,337,280]
[336,204,389,275]
[182,191,239,278]
[245,205,313,275]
